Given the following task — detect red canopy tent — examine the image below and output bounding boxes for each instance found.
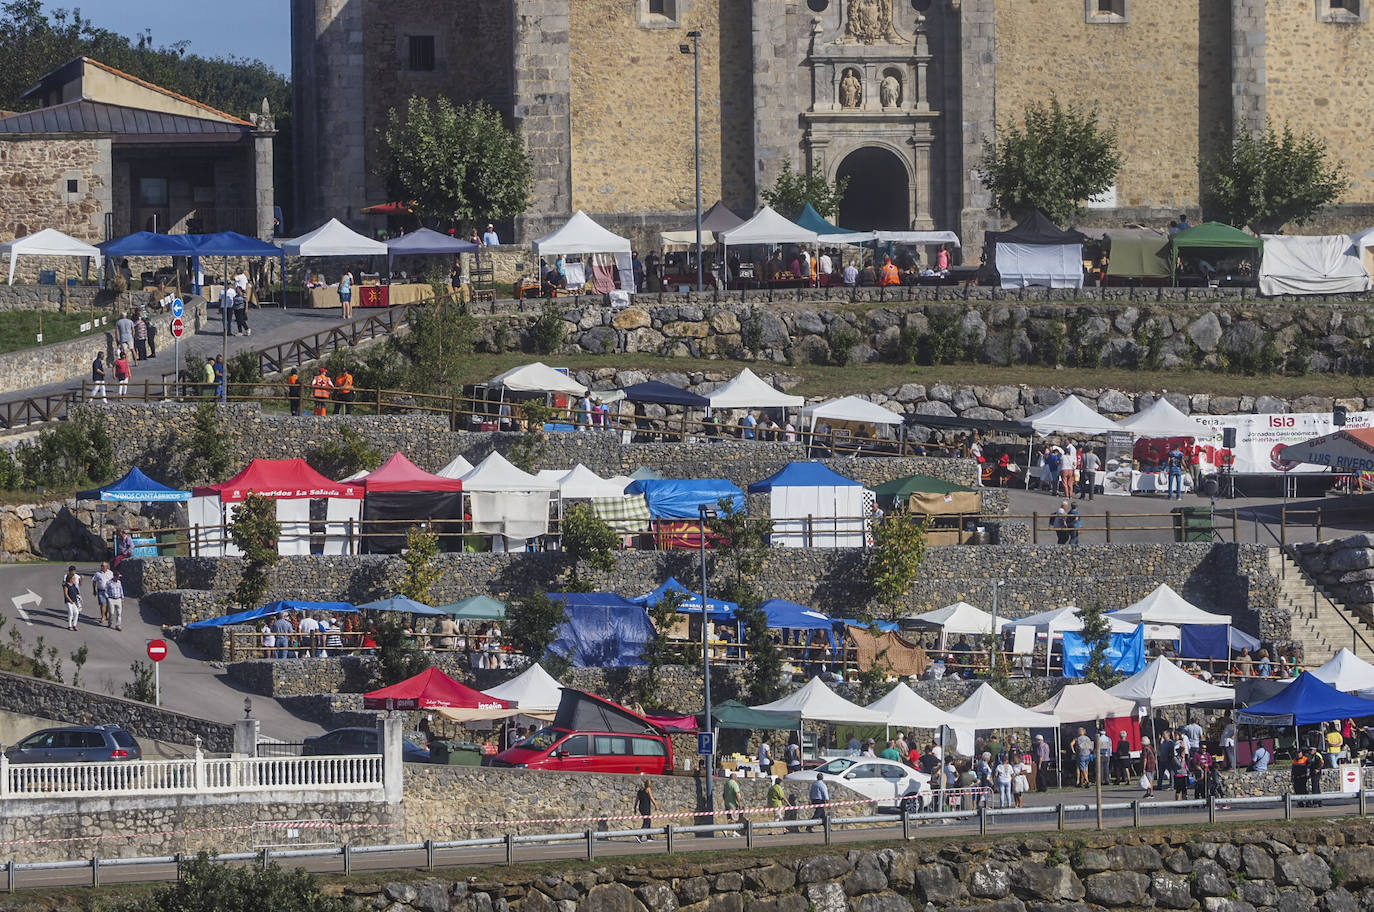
[359,452,464,554]
[188,458,363,556]
[364,667,517,721]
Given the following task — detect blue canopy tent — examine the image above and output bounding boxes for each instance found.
[619,381,711,408]
[548,593,655,667]
[1236,672,1374,726]
[80,467,190,502]
[794,202,852,236]
[833,617,900,632]
[98,232,195,291]
[356,595,449,617]
[747,461,863,492]
[185,599,357,629]
[630,577,738,617]
[184,232,285,299]
[624,478,745,518]
[386,228,479,276]
[759,598,837,648]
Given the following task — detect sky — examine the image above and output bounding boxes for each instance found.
[42,0,292,75]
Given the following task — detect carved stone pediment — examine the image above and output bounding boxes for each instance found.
[841,0,906,45]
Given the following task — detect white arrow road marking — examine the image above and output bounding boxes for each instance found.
[11,589,40,625]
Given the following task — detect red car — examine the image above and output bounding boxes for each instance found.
[487,689,674,775]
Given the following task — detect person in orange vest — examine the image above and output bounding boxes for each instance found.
[879,256,901,286]
[286,367,302,416]
[311,367,333,416]
[334,368,355,415]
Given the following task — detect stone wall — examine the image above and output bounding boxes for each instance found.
[0,136,110,253]
[0,669,234,752]
[0,284,112,313]
[1292,533,1374,625]
[0,325,117,397]
[0,498,182,563]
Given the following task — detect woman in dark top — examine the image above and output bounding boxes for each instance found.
[634,775,659,842]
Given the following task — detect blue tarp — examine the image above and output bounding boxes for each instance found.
[748,461,863,492]
[835,618,900,633]
[1061,626,1147,678]
[355,595,449,617]
[1236,672,1374,726]
[759,598,837,647]
[624,479,745,519]
[630,577,738,617]
[80,467,190,502]
[548,593,655,667]
[98,232,195,257]
[1179,624,1230,661]
[620,381,710,408]
[185,599,357,629]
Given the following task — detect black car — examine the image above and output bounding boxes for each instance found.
[5,725,142,764]
[302,727,431,763]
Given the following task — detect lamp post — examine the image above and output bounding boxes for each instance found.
[679,30,703,292]
[989,579,1003,678]
[699,504,717,811]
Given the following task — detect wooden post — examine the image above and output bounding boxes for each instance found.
[1032,512,1039,545]
[1105,512,1112,544]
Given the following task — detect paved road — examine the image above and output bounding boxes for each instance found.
[4,793,1362,891]
[0,562,323,743]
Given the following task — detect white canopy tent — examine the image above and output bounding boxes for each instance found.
[1023,395,1121,436]
[281,218,388,256]
[437,455,474,479]
[1258,234,1372,297]
[536,464,628,500]
[718,206,818,247]
[825,230,962,248]
[1312,648,1374,693]
[482,663,564,713]
[1003,605,1138,639]
[1,229,102,285]
[800,396,904,438]
[489,362,588,397]
[902,602,1010,638]
[660,229,716,248]
[1115,398,1211,438]
[1031,682,1137,722]
[748,462,872,549]
[1106,656,1234,709]
[750,676,889,724]
[865,682,956,730]
[1106,584,1230,642]
[707,368,804,410]
[461,452,558,549]
[946,683,1059,729]
[532,211,633,292]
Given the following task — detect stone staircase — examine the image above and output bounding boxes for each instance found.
[1269,548,1374,663]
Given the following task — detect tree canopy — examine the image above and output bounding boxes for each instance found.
[977,96,1122,226]
[761,158,849,221]
[380,96,532,230]
[1203,122,1349,233]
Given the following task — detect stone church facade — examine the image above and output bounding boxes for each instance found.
[292,0,1374,255]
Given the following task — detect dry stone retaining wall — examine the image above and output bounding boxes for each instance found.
[1293,533,1374,626]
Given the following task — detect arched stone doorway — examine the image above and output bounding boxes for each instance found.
[836,146,910,230]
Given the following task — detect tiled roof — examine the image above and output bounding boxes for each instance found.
[0,99,251,140]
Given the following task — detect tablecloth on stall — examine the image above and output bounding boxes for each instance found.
[589,494,652,534]
[846,626,928,677]
[469,492,550,539]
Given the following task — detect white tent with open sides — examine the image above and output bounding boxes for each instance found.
[1105,584,1231,642]
[946,682,1058,729]
[1,229,102,285]
[281,218,388,256]
[1115,398,1211,438]
[750,676,889,724]
[489,362,588,397]
[461,452,559,550]
[1106,656,1234,708]
[1313,648,1374,693]
[707,368,804,410]
[1032,682,1137,722]
[1023,395,1121,436]
[533,211,633,292]
[482,663,565,713]
[865,682,955,730]
[718,206,818,248]
[901,602,1010,638]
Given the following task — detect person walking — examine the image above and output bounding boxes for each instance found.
[634,774,659,842]
[1067,501,1082,545]
[91,561,113,627]
[115,310,135,356]
[807,772,829,833]
[722,770,742,833]
[105,571,125,630]
[994,754,1015,808]
[143,311,158,357]
[233,287,251,336]
[1034,734,1051,791]
[61,565,82,631]
[220,284,236,335]
[1140,736,1156,798]
[114,347,131,397]
[338,269,354,319]
[213,354,226,402]
[1074,727,1094,787]
[90,350,108,402]
[287,368,302,416]
[767,776,787,821]
[1172,746,1190,800]
[201,357,216,398]
[1166,446,1185,500]
[311,367,333,416]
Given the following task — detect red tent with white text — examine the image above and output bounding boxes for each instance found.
[363,667,518,721]
[189,458,364,556]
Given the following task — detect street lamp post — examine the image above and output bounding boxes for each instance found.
[679,31,703,292]
[699,504,717,811]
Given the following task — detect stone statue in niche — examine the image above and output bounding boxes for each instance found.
[844,0,902,44]
[840,69,862,108]
[880,74,901,108]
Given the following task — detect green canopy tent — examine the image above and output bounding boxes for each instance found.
[1102,228,1170,283]
[436,595,507,620]
[706,699,800,730]
[1168,222,1262,284]
[794,203,852,236]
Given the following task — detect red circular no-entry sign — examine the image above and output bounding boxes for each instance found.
[146,639,168,662]
[169,317,185,339]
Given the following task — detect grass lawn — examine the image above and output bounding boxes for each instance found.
[450,352,1374,401]
[0,309,111,355]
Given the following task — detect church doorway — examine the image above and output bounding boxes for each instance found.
[836,147,910,230]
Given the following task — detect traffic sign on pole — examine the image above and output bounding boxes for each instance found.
[171,298,184,318]
[697,731,714,756]
[146,639,166,707]
[146,639,168,662]
[169,317,185,339]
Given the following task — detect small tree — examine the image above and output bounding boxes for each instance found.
[308,426,381,478]
[229,492,280,610]
[761,158,849,220]
[1203,122,1349,233]
[737,603,786,705]
[978,96,1122,225]
[705,499,783,704]
[395,298,476,395]
[399,525,442,603]
[507,591,567,661]
[559,503,618,591]
[867,512,929,617]
[380,96,532,229]
[532,300,566,355]
[1078,600,1121,688]
[182,403,231,484]
[367,616,433,688]
[123,660,157,704]
[508,401,553,473]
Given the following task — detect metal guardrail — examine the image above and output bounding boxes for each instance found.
[0,788,1365,890]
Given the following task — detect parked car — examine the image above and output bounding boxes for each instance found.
[302,727,431,763]
[4,724,142,764]
[784,756,932,813]
[487,690,674,775]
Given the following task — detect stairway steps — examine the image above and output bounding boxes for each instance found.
[1270,548,1374,664]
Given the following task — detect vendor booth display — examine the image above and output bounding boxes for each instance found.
[871,474,981,545]
[81,467,190,502]
[984,210,1087,289]
[900,602,1010,648]
[1032,682,1137,722]
[1236,671,1374,726]
[1022,395,1121,436]
[363,667,516,721]
[800,396,904,450]
[489,362,588,399]
[1100,228,1170,285]
[282,219,388,307]
[460,452,558,549]
[945,683,1058,757]
[1168,221,1262,285]
[748,462,872,548]
[359,452,464,554]
[185,599,356,630]
[536,465,629,501]
[2,228,102,285]
[436,595,507,620]
[547,593,655,667]
[355,595,449,617]
[482,663,564,714]
[1115,398,1210,438]
[532,211,633,293]
[437,455,475,479]
[793,202,853,237]
[624,477,744,549]
[1258,234,1371,296]
[707,368,805,411]
[1106,584,1230,643]
[631,577,737,618]
[189,458,363,556]
[1106,656,1234,708]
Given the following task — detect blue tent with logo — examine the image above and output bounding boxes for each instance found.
[630,577,737,617]
[759,598,837,647]
[548,593,656,667]
[1236,671,1374,726]
[185,599,357,629]
[747,461,863,492]
[624,478,744,519]
[80,467,190,502]
[183,232,284,296]
[1061,626,1147,678]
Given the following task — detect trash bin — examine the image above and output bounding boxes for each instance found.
[1171,506,1214,543]
[448,741,484,766]
[428,740,455,765]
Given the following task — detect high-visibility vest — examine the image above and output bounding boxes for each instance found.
[312,375,333,399]
[336,372,354,394]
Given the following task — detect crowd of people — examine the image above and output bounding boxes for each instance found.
[250,610,513,667]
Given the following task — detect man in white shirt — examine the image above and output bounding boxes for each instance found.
[843,262,858,286]
[819,251,832,275]
[298,613,320,657]
[91,561,114,627]
[482,224,500,246]
[1251,744,1271,771]
[233,268,250,300]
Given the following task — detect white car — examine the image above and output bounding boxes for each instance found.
[784,756,933,813]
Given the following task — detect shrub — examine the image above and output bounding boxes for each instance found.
[532,300,566,355]
[922,310,962,365]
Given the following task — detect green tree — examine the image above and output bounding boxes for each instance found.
[13,411,111,490]
[122,659,156,704]
[182,403,231,484]
[111,852,352,912]
[399,525,442,603]
[507,591,567,661]
[1078,600,1121,688]
[308,426,381,478]
[760,158,849,220]
[559,503,618,591]
[977,96,1122,225]
[532,300,567,355]
[380,96,532,229]
[393,298,476,395]
[866,513,929,617]
[508,401,554,473]
[705,499,783,703]
[1203,122,1349,233]
[228,492,280,610]
[367,616,433,688]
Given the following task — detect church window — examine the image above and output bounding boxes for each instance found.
[1319,0,1367,22]
[807,0,830,12]
[407,35,436,72]
[637,0,686,28]
[1085,0,1127,23]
